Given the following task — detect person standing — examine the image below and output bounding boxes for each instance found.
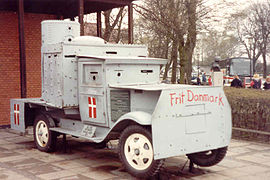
[197,75,201,85]
[202,72,207,85]
[263,77,270,90]
[208,76,212,86]
[231,75,242,88]
[250,74,262,89]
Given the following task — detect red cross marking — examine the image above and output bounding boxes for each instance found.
[88,97,97,118]
[14,104,20,125]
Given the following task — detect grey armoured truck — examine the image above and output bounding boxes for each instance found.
[10,20,232,178]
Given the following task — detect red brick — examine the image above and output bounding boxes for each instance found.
[0,11,56,126]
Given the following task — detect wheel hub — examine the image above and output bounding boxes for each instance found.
[134,148,140,156]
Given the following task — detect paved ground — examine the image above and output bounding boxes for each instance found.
[1,129,270,180]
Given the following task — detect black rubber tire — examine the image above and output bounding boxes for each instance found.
[187,146,228,167]
[33,114,57,152]
[118,125,163,178]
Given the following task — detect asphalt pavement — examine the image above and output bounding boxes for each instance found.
[1,128,270,180]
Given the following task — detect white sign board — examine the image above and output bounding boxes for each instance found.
[212,72,224,87]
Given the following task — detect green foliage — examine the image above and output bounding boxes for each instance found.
[224,87,270,141]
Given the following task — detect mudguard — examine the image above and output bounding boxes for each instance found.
[116,111,152,126]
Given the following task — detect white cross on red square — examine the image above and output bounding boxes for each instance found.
[88,97,97,118]
[14,104,20,125]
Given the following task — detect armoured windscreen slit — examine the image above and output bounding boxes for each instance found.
[141,70,153,73]
[106,51,117,54]
[90,72,98,74]
[64,55,76,58]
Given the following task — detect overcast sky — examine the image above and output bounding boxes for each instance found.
[199,0,267,32]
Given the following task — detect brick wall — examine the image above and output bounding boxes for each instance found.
[0,11,56,126]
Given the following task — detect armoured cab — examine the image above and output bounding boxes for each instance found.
[77,55,167,128]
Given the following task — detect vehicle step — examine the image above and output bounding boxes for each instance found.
[50,127,103,142]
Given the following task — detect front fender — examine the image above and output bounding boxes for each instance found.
[99,111,152,142]
[116,111,152,125]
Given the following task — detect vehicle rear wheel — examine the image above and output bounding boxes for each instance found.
[118,125,163,178]
[187,147,227,167]
[33,114,57,152]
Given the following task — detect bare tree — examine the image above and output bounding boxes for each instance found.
[103,7,125,42]
[135,0,206,84]
[134,17,171,59]
[231,10,261,74]
[135,0,188,84]
[231,1,270,77]
[199,30,240,65]
[252,1,270,78]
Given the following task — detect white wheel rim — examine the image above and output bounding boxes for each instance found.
[35,120,49,147]
[124,133,154,171]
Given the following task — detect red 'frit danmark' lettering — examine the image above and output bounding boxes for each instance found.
[170,90,224,106]
[14,104,20,125]
[170,92,185,106]
[88,97,97,118]
[218,94,224,106]
[187,90,224,106]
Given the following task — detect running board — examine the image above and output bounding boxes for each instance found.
[50,127,104,143]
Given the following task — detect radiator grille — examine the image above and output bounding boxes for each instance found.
[110,90,130,122]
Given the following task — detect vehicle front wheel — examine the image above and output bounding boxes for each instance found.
[187,147,228,167]
[118,125,163,178]
[33,114,57,152]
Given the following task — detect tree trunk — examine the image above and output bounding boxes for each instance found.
[179,37,187,84]
[178,0,197,84]
[103,10,113,41]
[162,59,172,80]
[171,39,179,84]
[164,37,169,59]
[262,52,267,78]
[103,8,124,42]
[186,0,197,83]
[253,59,256,74]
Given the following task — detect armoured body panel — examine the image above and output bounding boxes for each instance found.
[110,84,232,159]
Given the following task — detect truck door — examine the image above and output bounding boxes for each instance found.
[78,60,108,127]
